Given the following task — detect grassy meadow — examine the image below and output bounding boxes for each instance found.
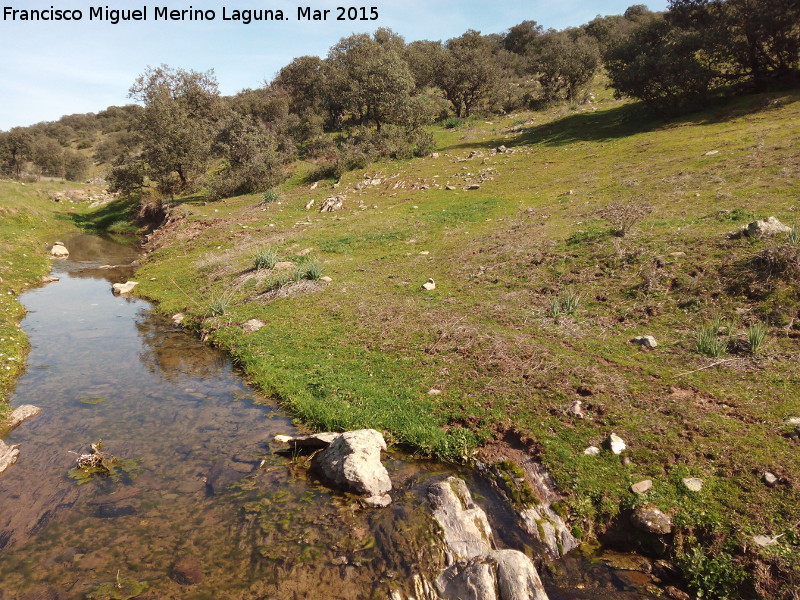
[2,87,799,596]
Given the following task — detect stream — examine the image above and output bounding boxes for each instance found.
[0,234,661,599]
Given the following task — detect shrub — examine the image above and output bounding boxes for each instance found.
[254,248,278,270]
[677,547,747,600]
[443,116,464,129]
[597,200,652,236]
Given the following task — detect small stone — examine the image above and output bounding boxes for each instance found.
[428,388,442,396]
[631,480,653,494]
[431,153,440,159]
[583,446,600,456]
[242,319,266,334]
[363,494,392,508]
[320,276,333,283]
[273,261,294,271]
[752,534,778,547]
[606,433,627,455]
[332,555,348,565]
[172,313,185,325]
[669,252,686,258]
[496,145,507,153]
[704,150,720,156]
[297,248,313,256]
[631,335,657,348]
[763,472,778,487]
[419,251,430,255]
[445,185,456,191]
[631,505,672,535]
[665,585,691,600]
[111,281,138,295]
[567,400,584,419]
[422,278,436,291]
[465,184,481,191]
[682,477,703,492]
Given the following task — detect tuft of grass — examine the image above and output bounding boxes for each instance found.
[549,289,580,321]
[696,319,726,357]
[261,189,280,204]
[294,259,323,282]
[443,116,464,129]
[254,248,279,270]
[746,322,767,354]
[788,225,799,246]
[207,293,233,317]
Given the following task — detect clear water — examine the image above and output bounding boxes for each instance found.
[0,234,659,599]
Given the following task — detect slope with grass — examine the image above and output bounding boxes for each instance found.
[123,90,800,598]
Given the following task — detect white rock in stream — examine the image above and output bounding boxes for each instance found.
[0,440,20,475]
[428,477,550,600]
[50,242,69,258]
[312,429,393,506]
[112,281,138,295]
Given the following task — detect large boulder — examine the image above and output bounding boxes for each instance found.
[312,429,392,506]
[0,440,20,475]
[428,477,550,600]
[428,477,493,561]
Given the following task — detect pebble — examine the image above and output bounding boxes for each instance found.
[607,433,627,455]
[631,480,653,494]
[583,446,600,456]
[682,477,703,492]
[763,472,778,487]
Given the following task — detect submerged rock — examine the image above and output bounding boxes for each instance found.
[171,556,203,585]
[311,429,392,506]
[273,431,340,449]
[0,440,20,475]
[5,405,41,431]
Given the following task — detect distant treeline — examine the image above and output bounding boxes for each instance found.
[1,0,797,210]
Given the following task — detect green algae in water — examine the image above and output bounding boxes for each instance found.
[86,576,148,600]
[69,457,142,485]
[80,396,108,405]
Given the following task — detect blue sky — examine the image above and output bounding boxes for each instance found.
[0,1,667,130]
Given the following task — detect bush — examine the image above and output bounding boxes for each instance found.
[597,200,653,236]
[677,547,747,600]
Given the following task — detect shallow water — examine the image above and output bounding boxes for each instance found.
[0,234,659,599]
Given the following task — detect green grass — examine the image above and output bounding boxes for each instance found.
[31,88,800,597]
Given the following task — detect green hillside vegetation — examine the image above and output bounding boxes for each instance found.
[1,1,799,598]
[126,88,800,598]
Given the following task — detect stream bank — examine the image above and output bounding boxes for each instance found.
[0,234,673,599]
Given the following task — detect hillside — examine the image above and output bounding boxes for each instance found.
[117,91,800,597]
